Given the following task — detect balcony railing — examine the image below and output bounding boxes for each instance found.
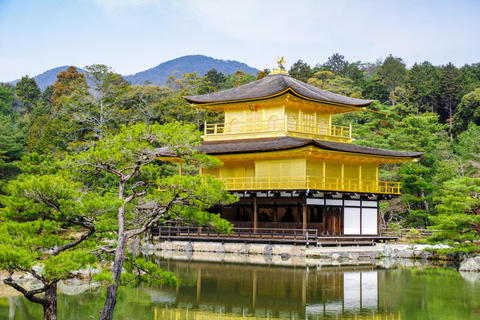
[219,176,401,194]
[204,119,351,139]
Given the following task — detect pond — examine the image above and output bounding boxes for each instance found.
[1,252,480,319]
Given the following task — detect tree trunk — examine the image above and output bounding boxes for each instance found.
[99,235,128,320]
[43,282,57,320]
[420,189,430,214]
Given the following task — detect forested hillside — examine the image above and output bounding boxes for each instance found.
[4,55,260,90]
[1,53,480,247]
[125,55,260,85]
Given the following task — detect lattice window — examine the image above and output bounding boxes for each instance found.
[287,115,297,131]
[230,118,240,133]
[268,115,279,130]
[245,112,262,131]
[302,113,315,132]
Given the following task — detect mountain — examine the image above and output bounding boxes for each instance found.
[3,55,260,90]
[5,66,86,91]
[124,55,260,85]
[5,66,87,91]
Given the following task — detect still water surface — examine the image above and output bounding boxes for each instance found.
[1,254,479,320]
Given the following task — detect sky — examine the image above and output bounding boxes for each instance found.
[0,0,479,82]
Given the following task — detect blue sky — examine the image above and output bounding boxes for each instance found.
[0,0,479,82]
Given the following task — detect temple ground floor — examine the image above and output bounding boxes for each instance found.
[217,191,385,237]
[151,191,399,246]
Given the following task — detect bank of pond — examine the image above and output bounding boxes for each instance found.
[1,253,479,319]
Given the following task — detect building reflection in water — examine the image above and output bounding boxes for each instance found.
[150,257,387,319]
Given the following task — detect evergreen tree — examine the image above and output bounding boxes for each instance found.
[15,76,41,113]
[289,60,314,83]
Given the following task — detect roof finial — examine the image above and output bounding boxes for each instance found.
[276,56,286,70]
[271,56,289,75]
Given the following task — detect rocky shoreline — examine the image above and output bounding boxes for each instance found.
[135,240,480,271]
[2,240,479,299]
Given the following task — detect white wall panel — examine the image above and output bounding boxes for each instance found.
[361,208,378,235]
[344,207,360,234]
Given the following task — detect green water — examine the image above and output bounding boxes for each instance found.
[1,256,479,320]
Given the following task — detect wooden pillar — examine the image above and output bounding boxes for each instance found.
[254,196,258,234]
[178,161,183,177]
[302,205,307,233]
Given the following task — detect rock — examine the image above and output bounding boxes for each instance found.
[184,242,194,252]
[239,244,250,255]
[72,266,102,277]
[370,251,380,259]
[216,244,226,254]
[397,250,414,259]
[290,246,302,257]
[32,265,44,275]
[162,241,173,251]
[58,280,100,296]
[264,254,273,263]
[129,238,141,251]
[264,245,273,256]
[420,250,434,260]
[154,242,163,250]
[383,244,393,257]
[459,257,480,272]
[349,253,358,261]
[185,249,193,259]
[281,252,291,261]
[382,258,395,269]
[331,253,342,260]
[460,271,480,283]
[140,243,155,251]
[413,250,423,257]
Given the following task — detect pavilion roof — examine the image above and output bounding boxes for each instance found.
[156,137,424,159]
[184,73,374,107]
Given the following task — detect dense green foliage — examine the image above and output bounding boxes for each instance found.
[1,54,480,317]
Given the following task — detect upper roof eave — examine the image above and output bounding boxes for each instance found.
[183,74,374,108]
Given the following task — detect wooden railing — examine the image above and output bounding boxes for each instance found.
[220,176,401,194]
[151,226,318,244]
[204,119,351,138]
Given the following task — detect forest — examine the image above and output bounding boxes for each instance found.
[1,53,480,242]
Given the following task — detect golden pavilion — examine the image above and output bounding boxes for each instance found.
[161,61,423,239]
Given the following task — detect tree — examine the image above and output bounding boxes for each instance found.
[452,88,480,135]
[376,55,407,106]
[0,154,115,320]
[124,84,173,125]
[453,123,480,176]
[15,76,41,113]
[59,64,131,142]
[0,84,14,116]
[289,60,314,83]
[318,53,350,77]
[202,68,226,93]
[439,62,463,126]
[404,62,441,114]
[256,70,267,80]
[226,70,255,88]
[51,66,88,106]
[362,77,390,103]
[64,122,235,320]
[431,177,480,241]
[0,114,25,179]
[308,71,362,98]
